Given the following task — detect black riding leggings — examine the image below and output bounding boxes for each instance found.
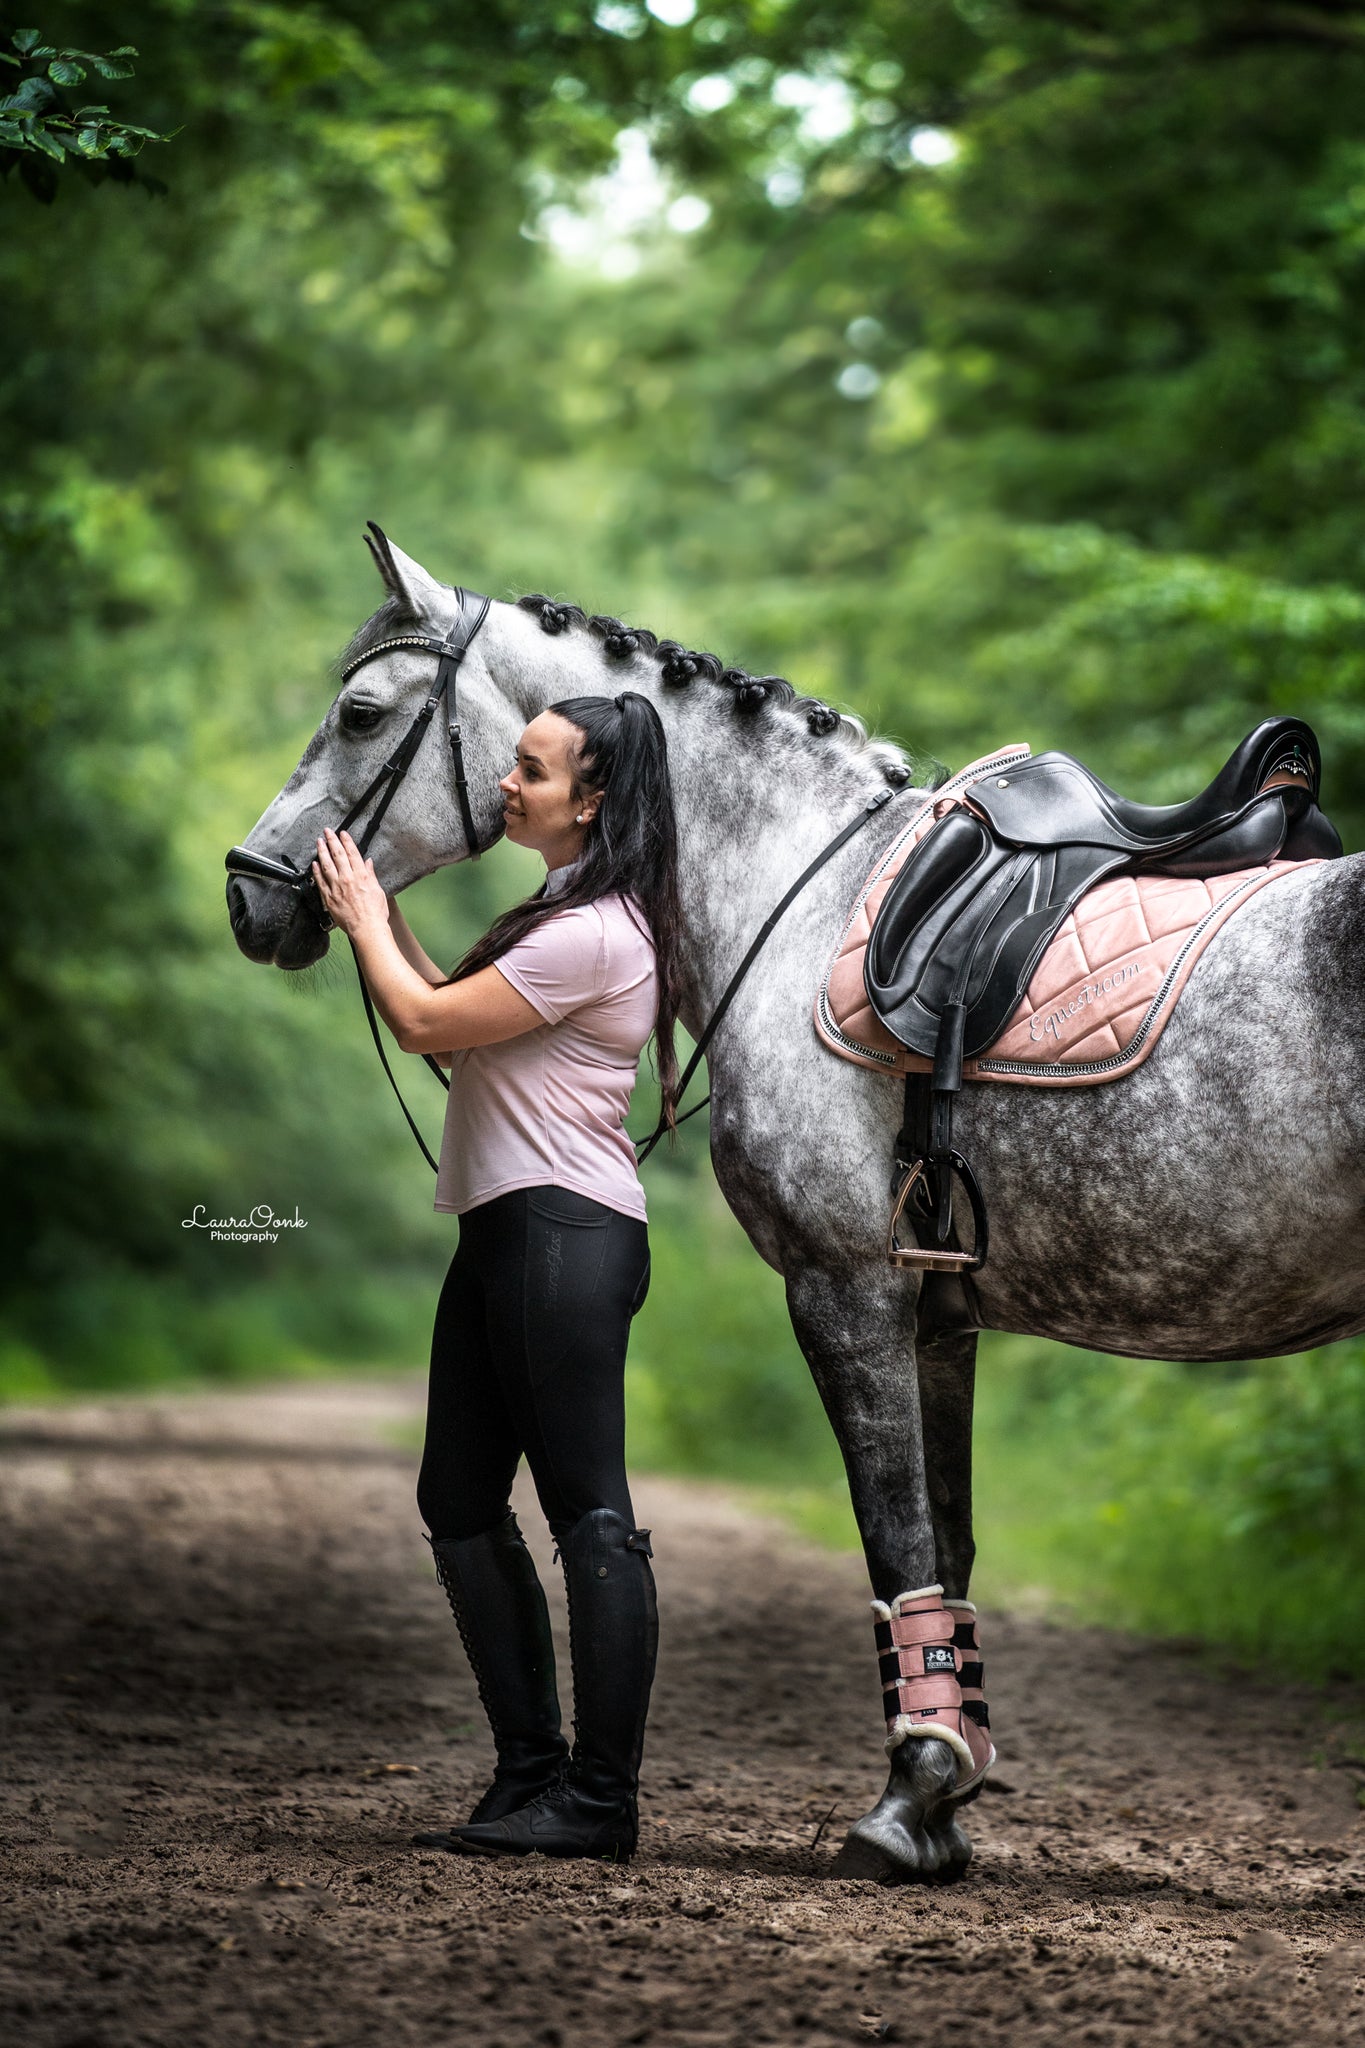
[416,1186,651,1546]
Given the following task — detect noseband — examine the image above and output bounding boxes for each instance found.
[225,585,492,922]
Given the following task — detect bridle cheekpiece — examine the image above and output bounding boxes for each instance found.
[225,586,492,923]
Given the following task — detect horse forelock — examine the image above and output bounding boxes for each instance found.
[333,594,421,678]
[514,593,927,791]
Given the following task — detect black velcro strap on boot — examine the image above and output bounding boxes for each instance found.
[558,1507,659,1805]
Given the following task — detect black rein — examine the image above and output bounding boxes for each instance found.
[227,595,906,1174]
[227,585,492,1171]
[632,786,897,1164]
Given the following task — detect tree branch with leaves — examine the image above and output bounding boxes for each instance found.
[0,25,171,202]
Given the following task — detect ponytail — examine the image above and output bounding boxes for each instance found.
[448,690,686,1138]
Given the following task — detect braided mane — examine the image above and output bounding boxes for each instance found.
[517,594,918,789]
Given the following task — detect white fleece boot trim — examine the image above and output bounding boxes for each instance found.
[942,1597,977,1615]
[884,1715,975,1771]
[870,1585,946,1622]
[888,1583,943,1617]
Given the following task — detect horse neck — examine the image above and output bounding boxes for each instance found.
[490,610,890,1030]
[664,729,885,1029]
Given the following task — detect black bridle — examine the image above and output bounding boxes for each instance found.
[225,585,492,917]
[227,589,906,1173]
[225,586,492,1169]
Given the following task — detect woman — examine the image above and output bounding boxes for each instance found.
[311,690,682,1865]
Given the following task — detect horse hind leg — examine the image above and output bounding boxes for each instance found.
[782,1266,975,1884]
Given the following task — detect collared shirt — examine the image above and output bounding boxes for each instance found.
[544,853,586,897]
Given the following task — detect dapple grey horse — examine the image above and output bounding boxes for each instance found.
[227,538,1365,1881]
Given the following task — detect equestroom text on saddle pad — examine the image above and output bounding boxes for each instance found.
[816,746,1323,1088]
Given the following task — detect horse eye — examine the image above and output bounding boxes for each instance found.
[341,701,384,735]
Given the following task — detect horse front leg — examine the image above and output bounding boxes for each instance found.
[782,1265,976,1884]
[916,1323,994,1814]
[917,1327,978,1601]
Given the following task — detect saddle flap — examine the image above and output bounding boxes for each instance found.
[865,818,1133,1062]
[864,809,998,1057]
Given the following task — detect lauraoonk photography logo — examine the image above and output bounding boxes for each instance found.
[182,1204,309,1246]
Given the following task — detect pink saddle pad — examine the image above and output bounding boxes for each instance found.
[817,746,1318,1088]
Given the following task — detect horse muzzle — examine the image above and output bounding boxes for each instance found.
[225,844,333,969]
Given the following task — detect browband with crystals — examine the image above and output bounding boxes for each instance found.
[340,633,460,682]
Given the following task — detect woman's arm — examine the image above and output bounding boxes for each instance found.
[386,898,447,986]
[387,902,462,1059]
[313,830,543,1054]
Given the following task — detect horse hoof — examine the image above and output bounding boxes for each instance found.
[829,1736,974,1884]
[927,1819,973,1884]
[831,1812,973,1885]
[831,1827,909,1882]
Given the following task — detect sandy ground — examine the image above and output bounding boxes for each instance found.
[1,1376,1363,2048]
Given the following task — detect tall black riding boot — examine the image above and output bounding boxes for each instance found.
[411,1511,570,1846]
[443,1508,658,1862]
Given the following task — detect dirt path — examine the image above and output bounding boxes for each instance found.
[1,1377,1362,2048]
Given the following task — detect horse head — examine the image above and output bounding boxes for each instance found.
[226,526,527,970]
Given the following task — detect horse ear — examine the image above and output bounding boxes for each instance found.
[363,521,452,622]
[364,521,404,600]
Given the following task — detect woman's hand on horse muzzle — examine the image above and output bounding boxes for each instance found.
[311,828,391,939]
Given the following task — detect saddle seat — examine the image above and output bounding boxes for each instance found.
[967,718,1324,861]
[857,716,1340,1275]
[866,716,1338,1068]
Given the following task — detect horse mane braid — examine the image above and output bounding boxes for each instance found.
[516,594,914,786]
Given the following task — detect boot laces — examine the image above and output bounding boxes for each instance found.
[529,1772,579,1816]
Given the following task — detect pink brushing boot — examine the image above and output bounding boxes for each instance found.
[941,1596,993,1801]
[872,1584,995,1798]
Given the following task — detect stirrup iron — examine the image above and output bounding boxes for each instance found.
[887,1153,988,1272]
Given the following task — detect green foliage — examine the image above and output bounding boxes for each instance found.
[966,1337,1365,1680]
[0,27,168,200]
[625,1170,840,1489]
[4,1,1365,1677]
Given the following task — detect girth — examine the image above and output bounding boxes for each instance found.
[864,717,1341,1275]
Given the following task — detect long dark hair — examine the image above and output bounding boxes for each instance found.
[447,691,686,1137]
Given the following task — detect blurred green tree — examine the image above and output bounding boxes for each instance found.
[5,0,1365,1441]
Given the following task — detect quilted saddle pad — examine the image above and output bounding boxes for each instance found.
[816,746,1319,1088]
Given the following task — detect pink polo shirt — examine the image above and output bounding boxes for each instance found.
[434,889,658,1222]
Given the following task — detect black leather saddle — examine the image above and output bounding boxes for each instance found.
[865,717,1340,1277]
